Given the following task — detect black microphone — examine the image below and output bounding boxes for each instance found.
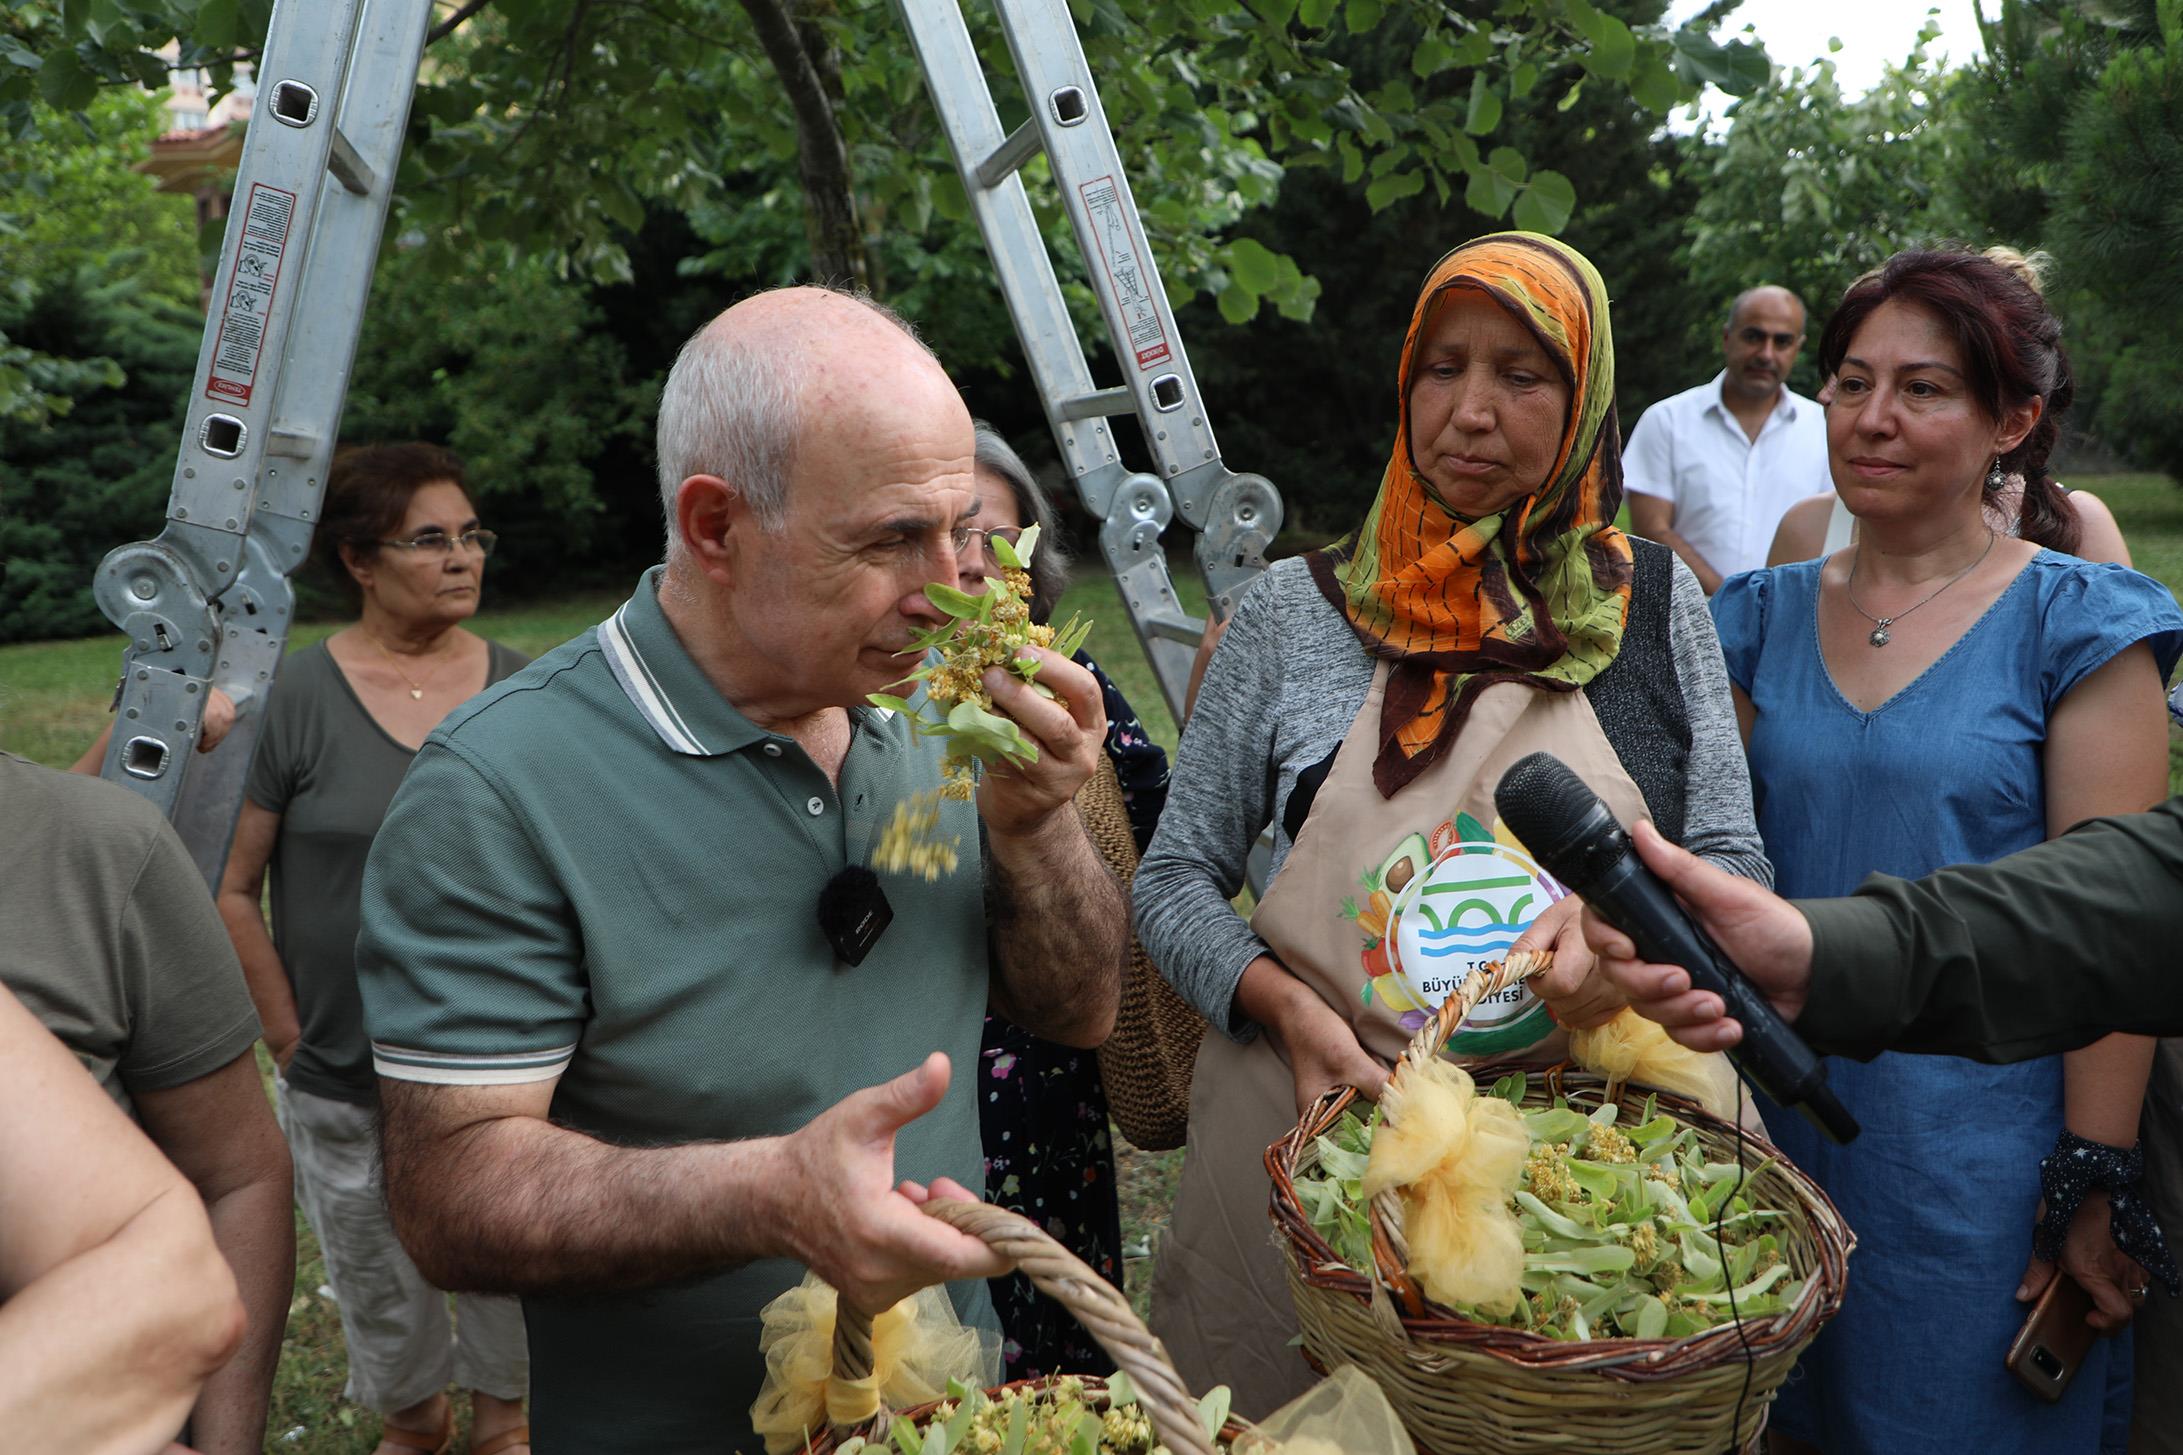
[1494,751,1859,1145]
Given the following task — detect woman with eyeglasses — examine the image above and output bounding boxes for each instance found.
[216,442,533,1455]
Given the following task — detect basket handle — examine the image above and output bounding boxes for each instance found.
[830,1201,1218,1455]
[1366,950,1555,1319]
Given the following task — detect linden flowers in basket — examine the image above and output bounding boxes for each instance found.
[1298,1066,1801,1342]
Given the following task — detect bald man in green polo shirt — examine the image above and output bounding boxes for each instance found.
[356,287,1126,1454]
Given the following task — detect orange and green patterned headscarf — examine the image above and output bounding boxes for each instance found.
[1308,232,1633,797]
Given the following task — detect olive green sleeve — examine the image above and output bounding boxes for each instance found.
[1795,797,2183,1063]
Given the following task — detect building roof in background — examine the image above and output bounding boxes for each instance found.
[137,112,247,193]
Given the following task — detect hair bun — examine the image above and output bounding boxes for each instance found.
[1981,246,2054,297]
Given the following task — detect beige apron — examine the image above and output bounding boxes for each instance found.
[1149,669,1648,1417]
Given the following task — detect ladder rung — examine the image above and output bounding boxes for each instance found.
[1057,386,1132,422]
[266,427,319,460]
[1144,612,1206,644]
[974,120,1040,189]
[327,127,377,195]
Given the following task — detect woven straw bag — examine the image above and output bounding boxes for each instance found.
[807,1201,1246,1455]
[1265,955,1855,1455]
[1075,755,1205,1151]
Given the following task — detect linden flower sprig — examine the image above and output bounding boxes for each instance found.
[872,789,961,883]
[868,525,1095,802]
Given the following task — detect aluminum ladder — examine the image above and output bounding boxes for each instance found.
[92,0,433,885]
[893,0,1283,722]
[99,0,1277,878]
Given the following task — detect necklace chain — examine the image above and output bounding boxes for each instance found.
[1844,531,1997,648]
[361,628,442,700]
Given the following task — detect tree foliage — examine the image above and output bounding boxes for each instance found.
[1184,0,1716,534]
[0,86,203,641]
[0,85,197,426]
[331,236,663,609]
[0,272,203,641]
[1678,25,1968,397]
[9,1,1770,322]
[1952,0,2183,478]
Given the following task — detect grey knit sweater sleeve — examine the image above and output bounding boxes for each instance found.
[1133,560,1362,1039]
[1662,556,1773,888]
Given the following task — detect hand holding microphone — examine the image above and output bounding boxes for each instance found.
[1494,752,1859,1145]
[1582,821,1818,1043]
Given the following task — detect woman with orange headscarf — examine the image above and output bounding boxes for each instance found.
[1132,233,1772,1414]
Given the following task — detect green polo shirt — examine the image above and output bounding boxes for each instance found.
[356,567,993,1455]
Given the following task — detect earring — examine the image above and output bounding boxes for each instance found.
[1986,458,2007,491]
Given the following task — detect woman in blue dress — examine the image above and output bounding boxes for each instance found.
[1710,248,2183,1454]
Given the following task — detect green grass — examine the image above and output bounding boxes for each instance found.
[0,594,627,769]
[5,479,2177,1438]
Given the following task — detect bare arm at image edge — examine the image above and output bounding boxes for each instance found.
[0,985,245,1455]
[135,1055,294,1455]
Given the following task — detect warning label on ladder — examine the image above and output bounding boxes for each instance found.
[1079,175,1172,370]
[205,182,298,408]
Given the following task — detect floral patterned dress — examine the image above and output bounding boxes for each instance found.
[980,653,1169,1377]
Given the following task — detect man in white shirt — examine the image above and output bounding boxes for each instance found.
[1624,285,1833,592]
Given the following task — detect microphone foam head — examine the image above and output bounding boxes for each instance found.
[1493,751,1604,861]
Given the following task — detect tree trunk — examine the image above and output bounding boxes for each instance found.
[736,0,869,288]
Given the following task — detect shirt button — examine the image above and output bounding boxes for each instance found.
[806,796,825,817]
[762,742,783,757]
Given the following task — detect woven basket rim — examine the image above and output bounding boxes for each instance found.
[1266,1058,1854,1380]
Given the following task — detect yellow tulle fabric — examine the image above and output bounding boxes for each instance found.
[1361,1059,1529,1315]
[1234,1366,1415,1455]
[749,1274,1002,1455]
[1569,1007,1740,1121]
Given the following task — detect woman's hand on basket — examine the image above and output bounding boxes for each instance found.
[2018,1192,2150,1332]
[779,1051,1011,1315]
[1237,956,1389,1119]
[1511,895,1623,1030]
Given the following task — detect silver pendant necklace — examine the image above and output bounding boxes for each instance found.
[1844,529,1997,648]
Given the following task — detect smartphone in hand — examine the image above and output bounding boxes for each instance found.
[2005,1273,2099,1402]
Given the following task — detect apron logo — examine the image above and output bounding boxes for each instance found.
[1347,812,1564,1046]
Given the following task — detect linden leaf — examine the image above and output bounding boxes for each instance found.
[924,581,987,618]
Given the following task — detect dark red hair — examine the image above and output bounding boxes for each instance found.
[1816,248,2079,554]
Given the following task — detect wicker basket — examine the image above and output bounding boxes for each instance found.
[1265,955,1855,1455]
[1077,755,1205,1151]
[805,1201,1245,1455]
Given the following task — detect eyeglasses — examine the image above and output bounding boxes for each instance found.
[378,528,499,558]
[952,524,1024,563]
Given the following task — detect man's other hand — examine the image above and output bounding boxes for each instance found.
[977,647,1104,839]
[780,1053,1009,1316]
[1581,821,1815,1051]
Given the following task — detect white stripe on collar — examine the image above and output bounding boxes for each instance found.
[598,603,709,756]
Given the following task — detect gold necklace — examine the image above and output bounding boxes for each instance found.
[361,628,442,700]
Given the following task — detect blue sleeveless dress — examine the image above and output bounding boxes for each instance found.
[1711,551,2183,1454]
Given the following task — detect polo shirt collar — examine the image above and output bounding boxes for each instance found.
[598,568,904,758]
[597,567,766,757]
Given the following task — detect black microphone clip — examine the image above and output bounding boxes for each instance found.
[817,865,893,967]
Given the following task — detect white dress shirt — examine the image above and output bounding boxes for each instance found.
[1623,371,1834,579]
